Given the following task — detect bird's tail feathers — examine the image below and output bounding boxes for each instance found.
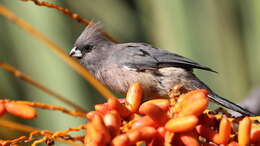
[208,92,257,116]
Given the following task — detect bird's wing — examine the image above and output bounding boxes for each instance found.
[111,43,159,71]
[112,43,216,72]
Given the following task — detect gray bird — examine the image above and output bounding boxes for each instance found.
[69,25,257,116]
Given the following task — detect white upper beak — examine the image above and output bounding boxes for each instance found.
[69,47,83,58]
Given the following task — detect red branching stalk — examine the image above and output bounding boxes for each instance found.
[0,120,38,133]
[20,0,118,43]
[0,124,85,146]
[0,62,86,112]
[0,4,116,100]
[1,99,86,118]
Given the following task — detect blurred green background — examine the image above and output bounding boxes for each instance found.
[0,0,259,142]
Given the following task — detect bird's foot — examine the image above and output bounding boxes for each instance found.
[168,83,187,98]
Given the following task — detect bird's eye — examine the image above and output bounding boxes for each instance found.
[84,45,93,52]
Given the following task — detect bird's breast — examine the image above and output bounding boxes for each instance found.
[98,65,199,100]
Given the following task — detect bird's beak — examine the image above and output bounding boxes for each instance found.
[69,47,82,58]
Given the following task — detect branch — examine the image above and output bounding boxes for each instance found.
[0,4,116,100]
[20,0,118,43]
[0,62,86,112]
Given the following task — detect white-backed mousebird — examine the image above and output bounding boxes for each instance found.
[69,24,257,116]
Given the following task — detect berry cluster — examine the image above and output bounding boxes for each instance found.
[84,83,260,146]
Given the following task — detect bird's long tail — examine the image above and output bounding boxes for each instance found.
[208,91,257,116]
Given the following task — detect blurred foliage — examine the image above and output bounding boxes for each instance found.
[0,0,260,142]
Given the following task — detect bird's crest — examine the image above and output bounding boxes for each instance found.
[75,23,105,48]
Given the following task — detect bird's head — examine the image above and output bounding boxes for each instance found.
[69,24,113,59]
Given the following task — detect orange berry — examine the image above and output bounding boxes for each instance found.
[131,116,157,129]
[5,102,36,120]
[103,110,121,137]
[250,124,260,142]
[139,103,168,125]
[86,111,102,120]
[179,131,200,146]
[126,126,157,144]
[85,122,106,146]
[178,89,208,104]
[238,117,251,146]
[111,134,130,146]
[212,117,231,144]
[91,115,111,144]
[94,103,109,115]
[195,125,218,140]
[127,129,141,144]
[142,99,170,111]
[138,126,157,140]
[125,82,142,113]
[178,96,208,116]
[173,89,208,116]
[165,115,198,132]
[108,98,131,118]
